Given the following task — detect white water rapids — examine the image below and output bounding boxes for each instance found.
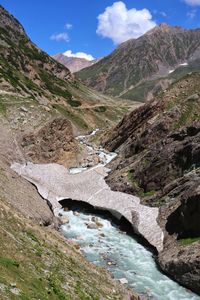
[59,130,200,300]
[61,210,199,300]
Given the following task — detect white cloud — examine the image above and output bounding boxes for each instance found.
[50,32,69,42]
[96,1,156,44]
[160,11,167,17]
[187,9,197,18]
[65,23,73,30]
[184,0,200,6]
[153,10,167,17]
[63,50,95,61]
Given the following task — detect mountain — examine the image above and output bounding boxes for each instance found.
[102,71,200,294]
[53,53,99,72]
[77,24,200,101]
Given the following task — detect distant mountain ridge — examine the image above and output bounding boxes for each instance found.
[77,23,200,101]
[53,53,99,73]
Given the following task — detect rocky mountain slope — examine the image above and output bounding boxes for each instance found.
[53,53,99,73]
[77,24,200,101]
[102,72,200,294]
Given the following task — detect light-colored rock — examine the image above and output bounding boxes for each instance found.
[20,106,28,113]
[60,216,69,225]
[95,220,103,228]
[11,162,164,252]
[10,288,21,295]
[119,278,128,284]
[73,211,80,217]
[86,223,98,230]
[0,283,6,291]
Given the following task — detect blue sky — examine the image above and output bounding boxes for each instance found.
[1,0,200,59]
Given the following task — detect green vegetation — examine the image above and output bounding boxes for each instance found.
[94,106,107,113]
[127,171,140,189]
[0,257,20,268]
[139,190,156,198]
[0,101,6,115]
[39,71,72,100]
[0,198,126,299]
[26,230,40,243]
[19,40,48,62]
[178,237,200,246]
[122,80,158,102]
[154,198,166,207]
[175,101,198,129]
[52,104,88,129]
[67,98,81,107]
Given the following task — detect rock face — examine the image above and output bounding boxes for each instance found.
[157,181,200,295]
[77,24,200,101]
[53,53,99,73]
[0,120,54,226]
[101,72,200,293]
[11,162,164,252]
[21,118,78,167]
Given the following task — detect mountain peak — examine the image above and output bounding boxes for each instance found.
[0,5,26,36]
[158,23,171,30]
[146,23,174,35]
[53,53,99,73]
[146,23,183,36]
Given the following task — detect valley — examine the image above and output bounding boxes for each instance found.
[0,3,200,300]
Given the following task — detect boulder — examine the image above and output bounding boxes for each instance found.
[60,216,69,225]
[119,278,128,285]
[87,223,98,230]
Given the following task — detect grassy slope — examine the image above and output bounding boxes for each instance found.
[121,59,200,101]
[0,198,133,300]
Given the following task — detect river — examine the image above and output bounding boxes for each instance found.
[59,130,200,300]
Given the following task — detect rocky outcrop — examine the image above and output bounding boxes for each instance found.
[166,182,200,238]
[11,162,164,252]
[155,174,200,294]
[0,119,54,226]
[21,118,79,167]
[159,245,200,295]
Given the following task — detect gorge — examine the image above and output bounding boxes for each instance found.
[11,130,200,299]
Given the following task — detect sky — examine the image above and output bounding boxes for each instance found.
[1,0,200,60]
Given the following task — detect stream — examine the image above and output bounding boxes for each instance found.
[60,130,200,300]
